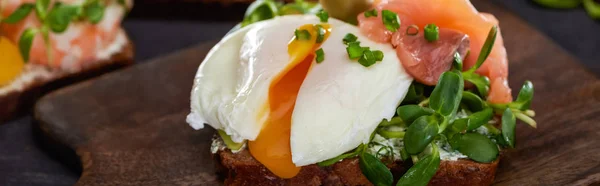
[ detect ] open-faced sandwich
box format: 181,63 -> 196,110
187,0 -> 537,185
0,0 -> 134,121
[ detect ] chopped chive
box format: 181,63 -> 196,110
424,24 -> 439,42
343,33 -> 358,44
364,9 -> 378,17
316,10 -> 329,23
381,10 -> 400,32
406,25 -> 419,36
294,29 -> 311,40
346,42 -> 364,59
316,48 -> 325,63
316,25 -> 326,43
373,50 -> 384,61
358,50 -> 377,67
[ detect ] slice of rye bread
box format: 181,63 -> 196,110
215,148 -> 499,186
0,34 -> 134,123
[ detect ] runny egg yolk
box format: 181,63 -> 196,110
0,36 -> 25,86
248,24 -> 331,178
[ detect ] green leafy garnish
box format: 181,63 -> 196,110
346,41 -> 364,59
583,0 -> 600,19
453,52 -> 463,71
451,133 -> 499,163
294,29 -> 311,40
242,0 -> 278,27
35,0 -> 50,20
533,0 -> 582,9
510,80 -> 534,110
315,48 -> 325,63
373,50 -> 384,61
429,71 -> 464,117
18,28 -> 38,62
84,0 -> 105,24
3,3 -> 35,24
462,72 -> 490,97
358,50 -> 377,67
381,10 -> 400,32
397,144 -> 441,186
364,9 -> 378,18
315,25 -> 326,43
404,115 -> 439,155
461,91 -> 486,112
501,108 -> 516,148
378,117 -> 405,127
469,26 -> 498,73
343,33 -> 358,44
424,24 -> 439,42
359,152 -> 394,186
318,151 -> 359,167
406,25 -> 419,36
396,105 -> 434,125
316,10 -> 329,22
465,107 -> 494,131
46,4 -> 81,33
217,130 -> 245,151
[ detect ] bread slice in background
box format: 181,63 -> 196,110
0,34 -> 134,123
215,147 -> 498,186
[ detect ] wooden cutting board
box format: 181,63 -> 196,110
34,0 -> 600,185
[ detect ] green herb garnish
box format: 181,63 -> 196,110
343,33 -> 358,44
381,10 -> 400,32
364,9 -> 378,18
316,10 -> 329,22
294,29 -> 311,40
424,24 -> 439,42
358,50 -> 377,67
346,41 -> 364,59
315,25 -> 326,43
18,28 -> 38,62
406,24 -> 419,36
396,144 -> 441,186
315,48 -> 325,63
359,152 -> 394,186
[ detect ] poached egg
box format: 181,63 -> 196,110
187,15 -> 413,178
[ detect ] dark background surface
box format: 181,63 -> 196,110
0,0 -> 598,185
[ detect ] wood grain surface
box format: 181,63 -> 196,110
34,0 -> 600,185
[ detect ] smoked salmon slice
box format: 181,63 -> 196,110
358,0 -> 512,103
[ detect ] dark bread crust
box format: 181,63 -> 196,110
215,148 -> 498,186
0,38 -> 134,123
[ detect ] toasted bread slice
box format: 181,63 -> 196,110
0,33 -> 134,123
215,147 -> 498,186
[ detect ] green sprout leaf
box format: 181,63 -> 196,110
510,80 -> 534,110
3,3 -> 34,24
403,83 -> 425,104
533,0 -> 582,9
461,91 -> 486,112
583,0 -> 600,19
429,71 -> 464,117
396,105 -> 434,126
468,26 -> 497,72
452,133 -> 499,163
396,144 -> 441,186
242,0 -> 278,27
359,153 -> 394,186
404,115 -> 439,155
18,28 -> 38,62
217,130 -> 245,151
501,108 -> 516,148
463,72 -> 490,97
466,107 -> 494,131
318,150 -> 359,167
35,0 -> 50,20
316,10 -> 329,22
46,4 -> 81,33
84,1 -> 105,24
378,117 -> 404,127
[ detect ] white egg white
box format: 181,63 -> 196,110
187,15 -> 413,166
290,23 -> 413,166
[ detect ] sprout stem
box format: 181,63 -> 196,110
514,112 -> 537,128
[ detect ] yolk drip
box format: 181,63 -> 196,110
0,36 -> 25,86
248,24 -> 331,179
